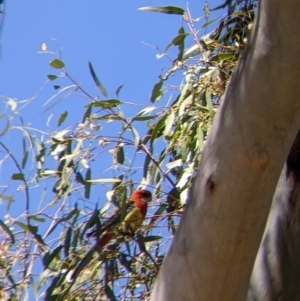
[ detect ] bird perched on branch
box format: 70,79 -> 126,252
71,189 -> 152,280
87,189 -> 152,248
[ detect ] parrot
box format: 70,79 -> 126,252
71,189 -> 152,280
87,189 -> 152,248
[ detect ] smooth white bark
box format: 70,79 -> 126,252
247,134 -> 300,301
150,0 -> 300,300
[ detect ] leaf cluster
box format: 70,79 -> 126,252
0,1 -> 257,300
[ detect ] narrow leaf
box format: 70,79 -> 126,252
0,219 -> 14,244
204,90 -> 213,118
64,227 -> 72,257
58,111 -> 68,126
138,6 -> 185,15
71,244 -> 97,280
105,285 -> 118,301
163,111 -> 175,136
88,61 -> 108,97
82,104 -> 92,123
115,84 -> 124,97
116,144 -> 124,164
43,245 -> 63,268
202,16 -> 220,28
82,206 -> 99,236
29,215 -> 46,223
22,150 -> 28,169
142,235 -> 163,242
143,153 -> 151,179
92,99 -> 122,109
85,168 -> 91,199
75,172 -> 85,185
131,126 -> 140,147
132,115 -> 156,121
150,78 -> 163,103
165,27 -> 188,52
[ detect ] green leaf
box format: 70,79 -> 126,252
166,188 -> 181,213
0,219 -> 15,244
116,144 -> 124,165
88,61 -> 108,97
44,275 -> 61,301
58,111 -> 68,126
22,150 -> 28,169
49,59 -> 65,69
115,84 -> 124,97
82,104 -> 92,123
143,235 -> 163,242
60,208 -> 79,223
138,6 -> 185,15
202,17 -> 220,28
47,74 -> 58,81
131,126 -> 140,148
75,171 -> 85,185
15,221 -> 41,242
150,114 -> 168,143
143,153 -> 151,179
133,107 -> 156,122
29,215 -> 46,223
163,111 -> 175,137
92,99 -> 122,109
0,115 -> 10,137
81,206 -> 99,236
105,285 -> 117,301
43,245 -> 63,268
150,78 -> 164,103
15,221 -> 28,231
132,115 -> 156,121
204,90 -> 214,118
11,173 -> 25,181
71,244 -> 97,280
209,52 -> 233,62
64,227 -> 72,257
28,224 -> 38,235
45,208 -> 79,238
33,232 -> 46,247
165,27 -> 188,56
93,114 -> 123,121
0,194 -> 14,211
85,168 -> 91,199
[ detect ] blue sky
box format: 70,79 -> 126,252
0,1 -> 221,299
0,1 -> 211,103
0,0 -> 221,203
0,0 -> 221,147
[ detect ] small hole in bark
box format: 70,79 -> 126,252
206,176 -> 215,194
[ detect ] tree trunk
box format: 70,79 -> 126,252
150,0 -> 300,300
247,132 -> 300,301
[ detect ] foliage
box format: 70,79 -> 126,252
0,1 -> 257,300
